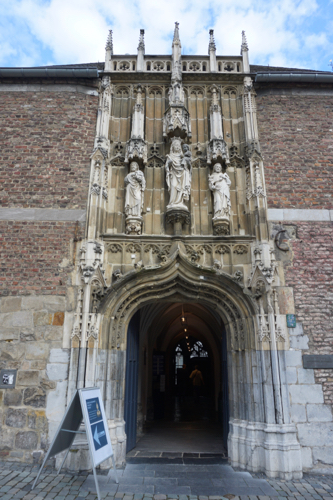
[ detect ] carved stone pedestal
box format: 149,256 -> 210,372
126,216 -> 143,235
212,217 -> 230,235
166,208 -> 190,235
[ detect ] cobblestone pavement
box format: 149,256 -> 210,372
1,460 -> 333,500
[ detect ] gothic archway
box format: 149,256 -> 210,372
96,241 -> 263,465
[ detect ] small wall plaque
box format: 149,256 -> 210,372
286,314 -> 296,328
0,369 -> 17,389
303,355 -> 333,369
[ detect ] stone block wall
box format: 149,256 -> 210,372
257,91 -> 333,210
286,323 -> 333,470
0,295 -> 72,462
284,221 -> 333,407
0,90 -> 98,209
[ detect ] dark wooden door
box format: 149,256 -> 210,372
124,311 -> 140,453
221,329 -> 229,451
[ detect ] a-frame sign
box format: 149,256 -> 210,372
32,387 -> 118,500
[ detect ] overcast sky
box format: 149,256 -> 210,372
0,0 -> 332,71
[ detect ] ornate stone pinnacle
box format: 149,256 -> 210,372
136,84 -> 142,105
211,85 -> 218,106
209,29 -> 216,51
105,30 -> 113,54
173,22 -> 180,43
241,30 -> 248,52
138,29 -> 145,51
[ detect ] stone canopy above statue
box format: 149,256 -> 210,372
163,23 -> 192,141
105,24 -> 264,240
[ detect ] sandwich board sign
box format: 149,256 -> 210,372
31,387 -> 118,500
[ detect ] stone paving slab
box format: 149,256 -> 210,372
1,460 -> 333,500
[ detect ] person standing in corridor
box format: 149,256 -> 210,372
189,365 -> 204,400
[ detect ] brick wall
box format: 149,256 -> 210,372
0,220 -> 85,296
0,91 -> 98,209
284,221 -> 333,403
257,92 -> 333,210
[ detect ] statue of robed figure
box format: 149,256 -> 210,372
208,163 -> 231,235
124,161 -> 146,235
165,138 -> 192,210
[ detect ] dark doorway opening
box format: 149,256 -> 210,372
124,302 -> 229,457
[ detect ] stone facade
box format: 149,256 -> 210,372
0,27 -> 332,478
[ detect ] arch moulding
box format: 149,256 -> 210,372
69,241 -> 302,479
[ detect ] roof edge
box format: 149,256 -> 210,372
255,72 -> 333,83
0,68 -> 99,79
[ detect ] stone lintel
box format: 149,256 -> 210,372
267,208 -> 332,222
0,208 -> 86,222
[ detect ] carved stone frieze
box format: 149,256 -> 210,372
207,138 -> 229,166
144,244 -> 160,254
163,105 -> 191,139
185,246 -> 200,263
125,217 -> 143,235
110,155 -> 125,166
125,137 -> 148,165
166,208 -> 190,226
106,243 -> 122,253
147,143 -> 165,168
91,144 -> 108,160
229,144 -> 246,168
212,219 -> 230,235
213,259 -> 222,271
233,270 -> 243,283
192,157 -> 207,168
271,224 -> 296,252
126,243 -> 141,254
245,141 -> 261,161
215,244 -> 230,254
246,162 -> 265,200
233,244 -> 248,254
90,183 -> 101,196
113,269 -> 123,281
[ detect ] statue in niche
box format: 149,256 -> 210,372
165,138 -> 192,209
208,163 -> 231,219
124,161 -> 146,217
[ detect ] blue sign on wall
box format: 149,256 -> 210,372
91,420 -> 107,451
286,314 -> 296,328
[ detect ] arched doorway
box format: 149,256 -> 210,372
124,302 -> 229,456
96,242 -> 302,478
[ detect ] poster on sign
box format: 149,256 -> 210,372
79,387 -> 113,467
31,387 -> 117,500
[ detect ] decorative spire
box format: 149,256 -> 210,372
209,29 -> 216,52
241,30 -> 248,53
105,30 -> 113,55
173,22 -> 180,44
136,84 -> 142,106
172,22 -> 182,70
138,29 -> 145,52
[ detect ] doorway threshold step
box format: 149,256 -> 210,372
126,451 -> 228,465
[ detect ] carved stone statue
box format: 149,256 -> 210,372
208,163 -> 231,218
165,138 -> 192,210
208,163 -> 231,235
124,161 -> 145,216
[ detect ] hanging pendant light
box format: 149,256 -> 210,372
181,304 -> 187,326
